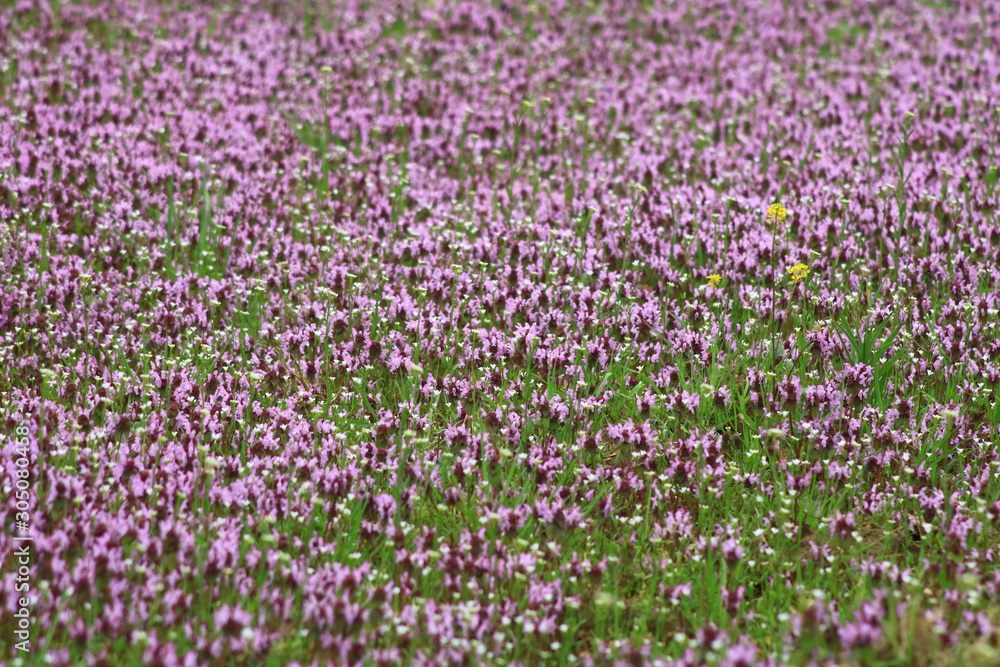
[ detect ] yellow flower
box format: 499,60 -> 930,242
707,274 -> 722,288
787,263 -> 809,283
766,203 -> 787,226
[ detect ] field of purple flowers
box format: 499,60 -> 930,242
3,0 -> 1000,664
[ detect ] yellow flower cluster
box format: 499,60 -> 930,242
787,263 -> 810,283
766,203 -> 788,226
707,274 -> 722,288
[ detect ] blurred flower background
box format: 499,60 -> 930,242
1,0 -> 1000,665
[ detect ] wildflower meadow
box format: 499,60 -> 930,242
2,0 -> 1000,665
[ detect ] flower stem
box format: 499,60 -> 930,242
770,229 -> 777,406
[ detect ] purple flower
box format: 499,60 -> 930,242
372,493 -> 397,522
213,605 -> 251,638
